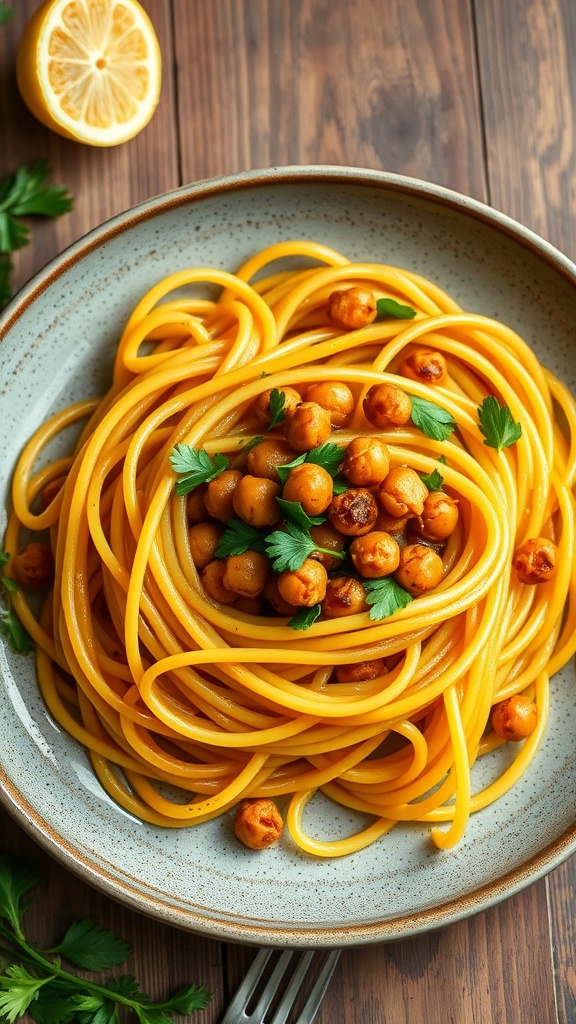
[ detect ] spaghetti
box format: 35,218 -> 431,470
5,240 -> 576,857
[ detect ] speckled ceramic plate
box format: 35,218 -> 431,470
1,167 -> 575,948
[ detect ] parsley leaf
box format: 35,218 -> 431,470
420,466 -> 444,491
363,577 -> 413,621
0,163 -> 73,309
49,919 -> 131,971
410,394 -> 455,441
276,442 -> 344,485
0,610 -> 33,655
215,520 -> 267,558
288,604 -> 322,630
267,388 -> 286,430
275,454 -> 306,485
376,297 -> 417,320
264,522 -> 345,573
0,5 -> 13,25
477,396 -> 522,451
169,445 -> 229,495
276,499 -> 325,530
238,435 -> 265,453
0,966 -> 52,1023
0,856 -> 38,936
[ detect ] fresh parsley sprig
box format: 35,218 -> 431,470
420,455 -> 447,491
0,553 -> 32,655
363,576 -> 413,621
275,499 -> 325,531
477,396 -> 522,451
276,442 -> 344,485
376,297 -> 417,320
0,163 -> 73,309
264,522 -> 345,573
0,855 -> 211,1024
409,394 -> 455,442
215,519 -> 267,558
288,604 -> 322,630
267,388 -> 287,430
169,445 -> 229,495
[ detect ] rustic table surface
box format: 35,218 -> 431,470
1,1 -> 576,1022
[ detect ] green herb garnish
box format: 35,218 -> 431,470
169,445 -> 229,495
0,854 -> 211,1023
267,388 -> 287,430
363,576 -> 413,621
477,396 -> 522,451
288,604 -> 322,630
264,522 -> 345,573
376,297 -> 417,320
276,442 -> 344,485
275,499 -> 325,531
215,520 -> 267,558
0,553 -> 32,655
0,3 -> 13,23
238,435 -> 265,453
0,163 -> 73,309
410,394 -> 455,442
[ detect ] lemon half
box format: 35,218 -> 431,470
16,0 -> 162,147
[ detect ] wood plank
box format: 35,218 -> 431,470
474,0 -> 576,259
548,860 -> 576,1024
175,0 -> 487,199
0,0 -> 180,298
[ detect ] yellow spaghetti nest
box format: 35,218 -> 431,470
5,240 -> 576,857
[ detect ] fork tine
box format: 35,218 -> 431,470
250,949 -> 296,1022
269,950 -> 315,1024
295,949 -> 341,1024
221,947 -> 273,1024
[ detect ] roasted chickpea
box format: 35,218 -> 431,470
232,475 -> 281,527
414,491 -> 459,542
394,543 -> 443,595
12,542 -> 54,588
200,560 -> 238,604
512,537 -> 557,585
334,659 -> 387,684
341,436 -> 390,487
205,470 -> 242,522
322,576 -> 368,618
328,488 -> 379,536
305,381 -> 355,427
373,508 -> 411,534
327,286 -> 377,329
234,798 -> 283,850
277,558 -> 328,607
223,550 -> 269,598
246,438 -> 294,481
363,383 -> 412,428
491,694 -> 538,742
41,475 -> 66,509
235,595 -> 264,615
282,463 -> 333,516
187,483 -> 209,524
263,576 -> 299,616
253,387 -> 301,427
283,401 -> 331,452
350,531 -> 401,578
189,522 -> 223,570
377,466 -> 428,517
401,348 -> 448,386
308,522 -> 346,570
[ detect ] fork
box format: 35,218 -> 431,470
221,947 -> 341,1024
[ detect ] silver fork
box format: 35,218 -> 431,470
221,947 -> 341,1024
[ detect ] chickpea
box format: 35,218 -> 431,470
378,466 -> 428,517
513,537 -> 557,585
283,401 -> 331,452
277,558 -> 328,607
187,483 -> 209,524
414,491 -> 459,542
200,560 -> 238,604
334,659 -> 387,684
394,543 -> 443,595
308,522 -> 346,570
235,595 -> 264,615
327,286 -> 377,330
234,798 -> 283,850
350,531 -> 401,578
341,436 -> 390,487
401,348 -> 448,386
41,475 -> 66,509
328,488 -> 379,536
491,694 -> 538,742
223,550 -> 269,598
246,438 -> 294,481
282,463 -> 333,516
253,386 -> 301,427
263,576 -> 299,616
305,381 -> 355,427
12,542 -> 54,588
232,475 -> 281,527
363,383 -> 412,428
322,576 -> 368,618
189,522 -> 223,570
373,508 -> 411,534
205,470 -> 242,522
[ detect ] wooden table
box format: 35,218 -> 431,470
1,2 -> 575,1021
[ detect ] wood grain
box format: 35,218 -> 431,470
1,1 -> 576,1021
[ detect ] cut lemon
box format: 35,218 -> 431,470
16,0 -> 162,147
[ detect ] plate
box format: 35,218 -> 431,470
1,166 -> 576,948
